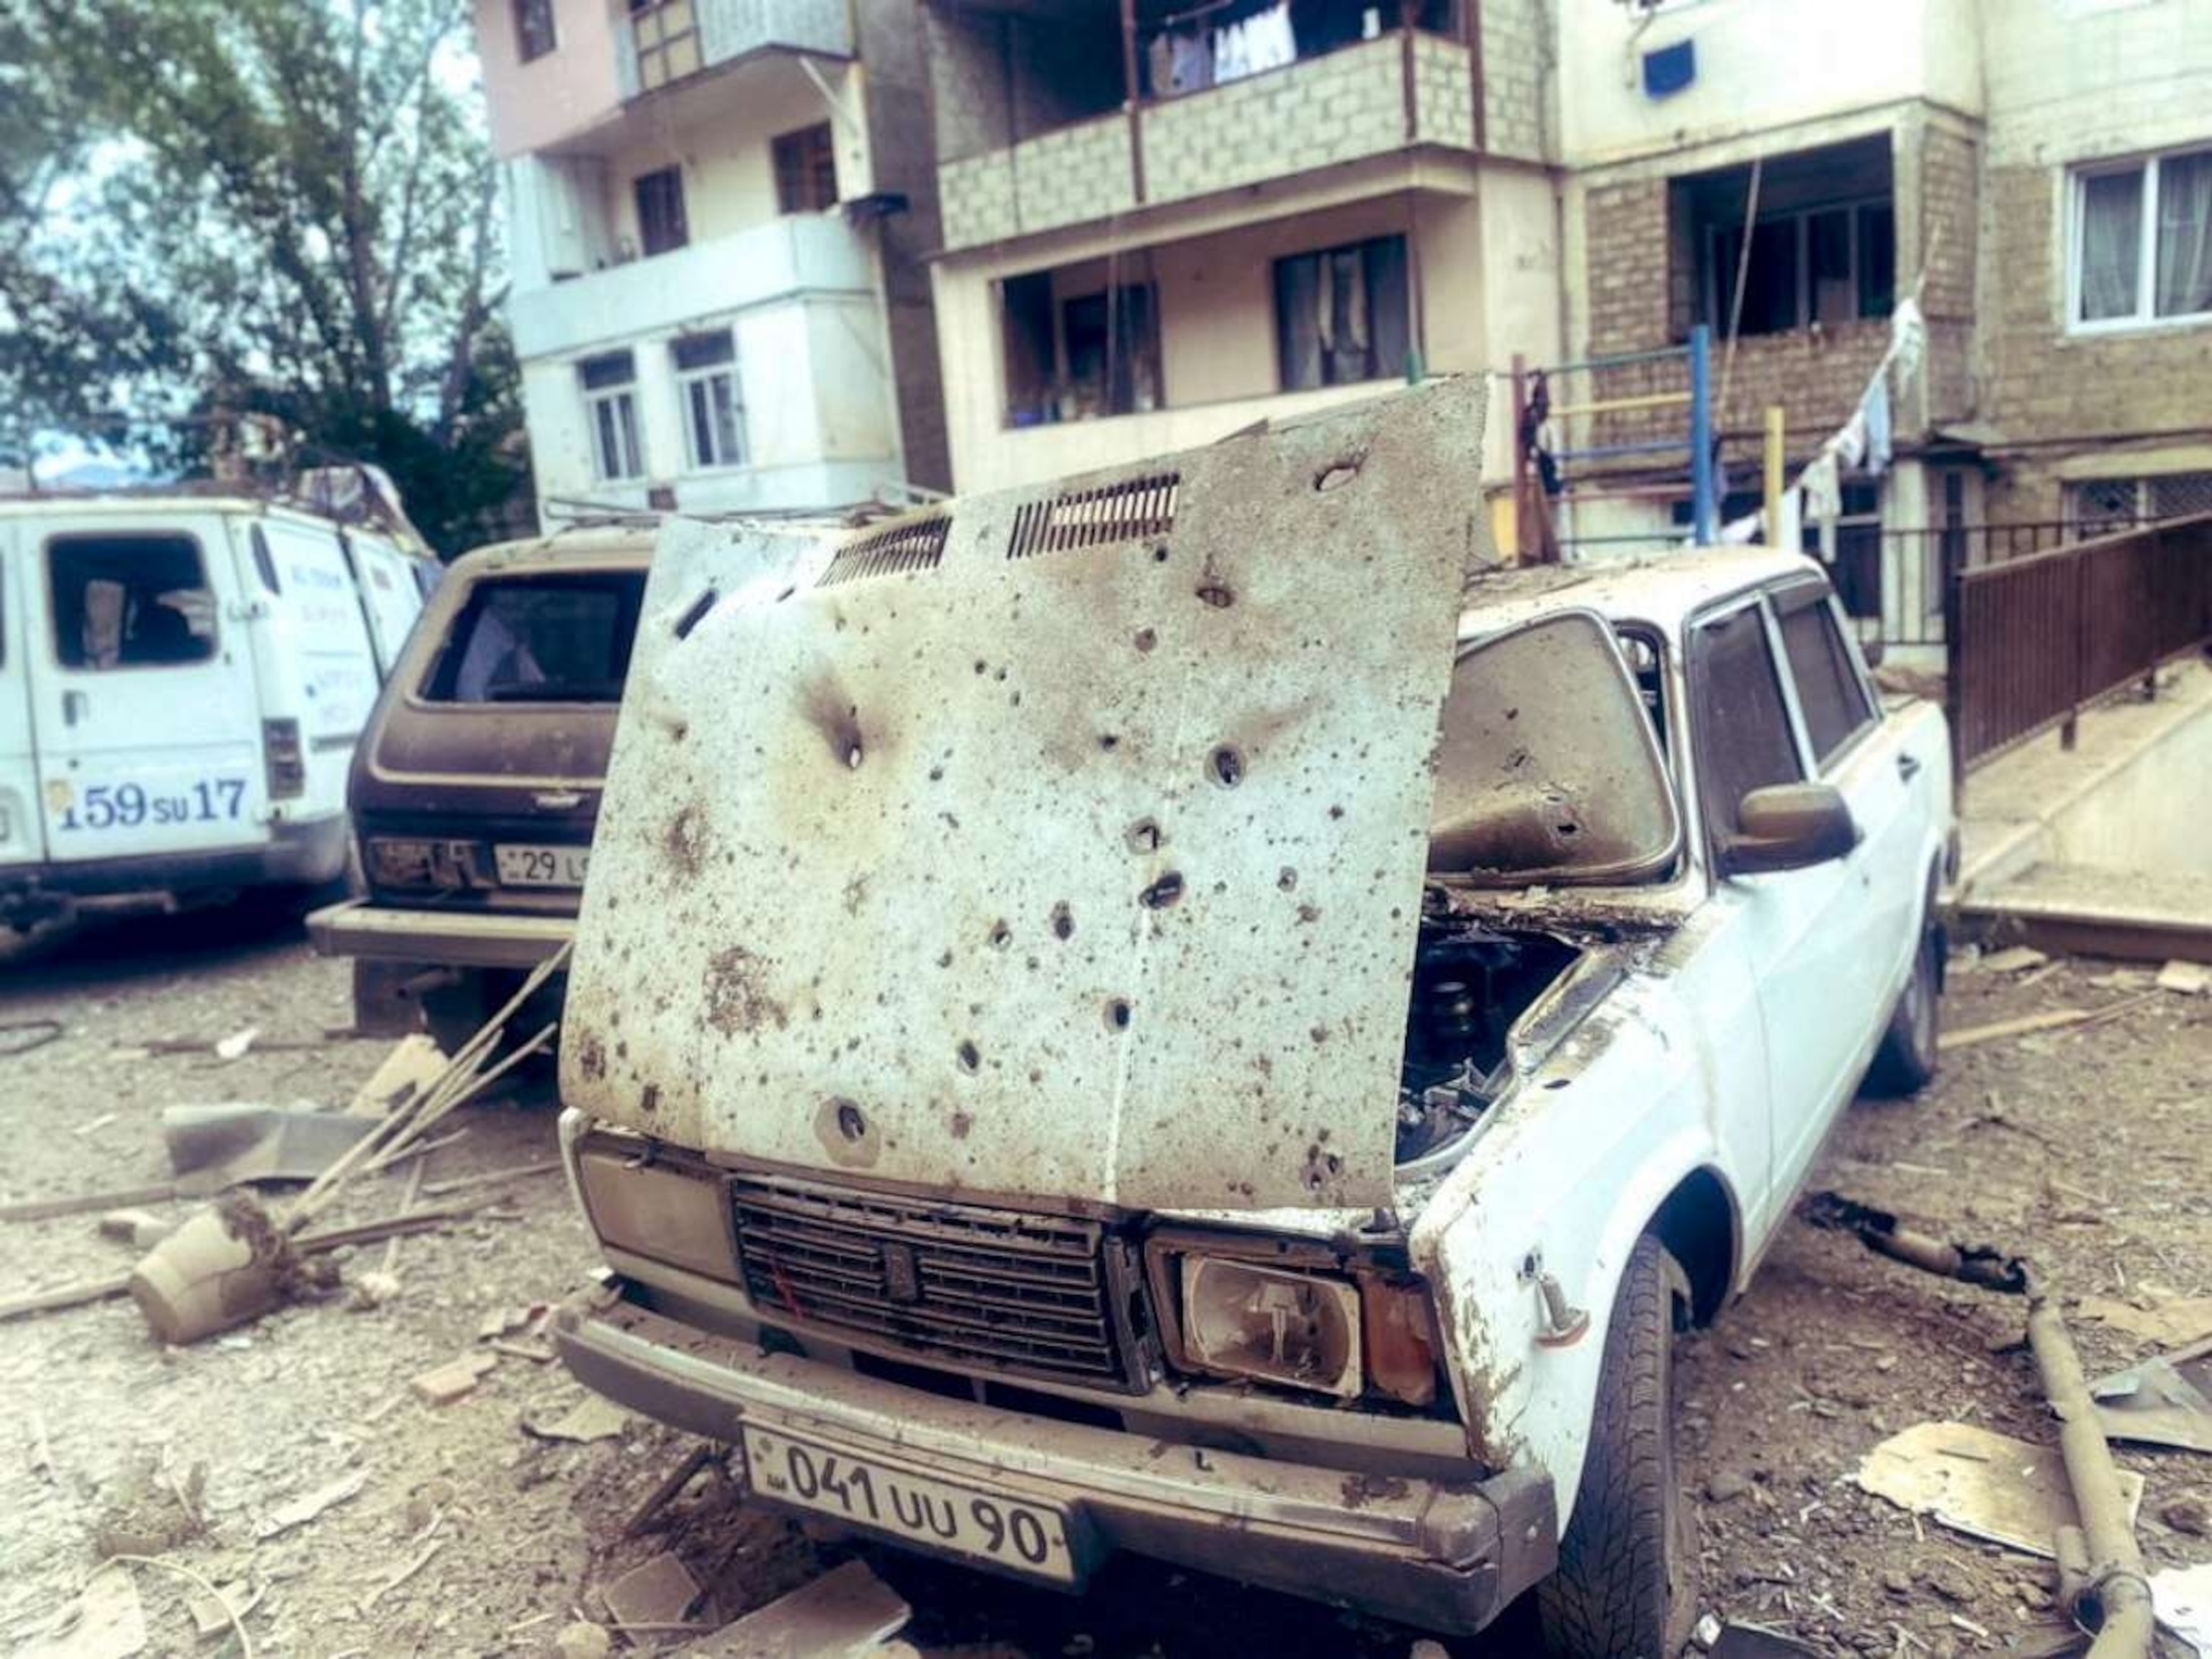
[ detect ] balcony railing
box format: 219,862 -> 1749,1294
615,0 -> 853,99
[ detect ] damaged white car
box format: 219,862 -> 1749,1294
550,382 -> 1955,1655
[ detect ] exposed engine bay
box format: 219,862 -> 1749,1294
1396,919 -> 1583,1162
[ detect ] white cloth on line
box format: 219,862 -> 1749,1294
1802,451 -> 1842,526
1773,485 -> 1802,553
1835,409 -> 1868,472
1862,377 -> 1892,475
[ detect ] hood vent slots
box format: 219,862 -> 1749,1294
1007,474 -> 1179,562
819,516 -> 952,588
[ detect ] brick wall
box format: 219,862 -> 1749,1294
1412,32 -> 1473,149
1917,124 -> 1977,323
939,115 -> 1138,250
1480,0 -> 1547,162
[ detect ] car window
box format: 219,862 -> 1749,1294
1774,588 -> 1875,766
1691,601 -> 1803,845
1427,611 -> 1681,885
422,572 -> 647,705
47,534 -> 218,670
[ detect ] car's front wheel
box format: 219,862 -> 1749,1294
1537,1236 -> 1696,1659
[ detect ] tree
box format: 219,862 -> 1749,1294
0,0 -> 530,554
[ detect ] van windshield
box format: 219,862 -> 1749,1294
423,572 -> 647,705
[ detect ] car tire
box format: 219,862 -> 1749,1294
1866,904 -> 1942,1097
1537,1236 -> 1696,1659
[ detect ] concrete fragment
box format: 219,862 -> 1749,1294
96,1210 -> 171,1249
348,1033 -> 448,1116
186,1582 -> 258,1639
525,1395 -> 630,1443
2157,958 -> 2211,996
1974,945 -> 2048,975
257,1468 -> 368,1538
603,1552 -> 702,1629
16,1564 -> 146,1659
675,1560 -> 907,1655
553,1624 -> 613,1659
346,1269 -> 403,1310
410,1351 -> 497,1405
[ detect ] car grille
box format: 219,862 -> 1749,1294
728,1176 -> 1132,1390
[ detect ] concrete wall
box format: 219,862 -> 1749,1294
475,0 -> 625,161
1478,0 -> 1550,162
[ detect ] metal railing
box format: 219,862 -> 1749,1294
1835,522 -> 2079,650
1944,513 -> 2212,774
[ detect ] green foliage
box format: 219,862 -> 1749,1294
0,0 -> 531,554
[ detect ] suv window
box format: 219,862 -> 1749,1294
48,534 -> 217,670
1691,601 -> 1802,844
1775,587 -> 1874,765
423,572 -> 647,705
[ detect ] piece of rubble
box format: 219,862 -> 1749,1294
257,1468 -> 368,1539
1974,945 -> 2048,975
96,1210 -> 172,1250
603,1552 -> 703,1630
2157,958 -> 2212,996
2151,1562 -> 2212,1653
347,1269 -> 403,1310
187,1581 -> 260,1639
674,1560 -> 908,1655
525,1395 -> 631,1444
410,1351 -> 498,1406
2162,1493 -> 2211,1536
347,1033 -> 448,1117
1854,1420 -> 2144,1557
215,1026 -> 259,1061
2090,1343 -> 2212,1453
2075,1295 -> 2212,1349
17,1564 -> 147,1659
92,1452 -> 207,1557
553,1622 -> 613,1659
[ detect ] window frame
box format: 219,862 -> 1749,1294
1771,579 -> 1880,772
414,570 -> 650,709
1684,588 -> 1817,866
773,123 -> 839,216
578,352 -> 645,485
629,0 -> 703,91
632,165 -> 689,258
513,0 -> 557,63
42,530 -> 221,675
1702,194 -> 1893,337
2067,147 -> 2212,334
1272,233 -> 1414,392
672,332 -> 747,473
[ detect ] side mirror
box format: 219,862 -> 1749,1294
1722,783 -> 1858,876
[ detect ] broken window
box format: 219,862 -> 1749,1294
673,331 -> 745,471
1690,601 -> 1804,845
998,274 -> 1161,424
2072,148 -> 2212,326
579,351 -> 644,482
1274,235 -> 1412,389
628,0 -> 701,90
513,0 -> 557,61
425,574 -> 648,705
773,123 -> 838,215
633,166 -> 688,257
1774,585 -> 1875,767
1676,138 -> 1895,337
47,534 -> 218,670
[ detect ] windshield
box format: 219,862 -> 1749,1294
1427,610 -> 1682,886
421,572 -> 646,705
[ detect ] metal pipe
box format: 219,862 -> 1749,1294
1689,323 -> 1717,545
2025,1288 -> 2156,1658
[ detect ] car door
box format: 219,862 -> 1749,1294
0,523 -> 50,870
25,518 -> 270,861
1686,588 -> 1866,1203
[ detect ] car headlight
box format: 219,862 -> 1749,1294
1179,1257 -> 1364,1398
365,835 -> 482,891
575,1141 -> 739,1282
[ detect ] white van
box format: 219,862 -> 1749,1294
0,492 -> 437,928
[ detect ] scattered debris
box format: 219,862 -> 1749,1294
410,1351 -> 498,1406
2150,1561 -> 2212,1653
1972,945 -> 2049,975
1707,1627 -> 1822,1658
553,1622 -> 614,1659
96,1210 -> 172,1250
186,1581 -> 260,1639
16,1562 -> 147,1659
2163,1494 -> 2211,1537
2077,1296 -> 2212,1349
2157,959 -> 2212,997
1802,1192 -> 2027,1292
359,1536 -> 446,1612
624,1445 -> 722,1537
161,1103 -> 376,1187
673,1560 -> 908,1655
2090,1338 -> 2212,1453
524,1395 -> 630,1444
256,1468 -> 369,1539
91,1452 -> 207,1557
214,1026 -> 258,1061
72,1112 -> 118,1138
1,1183 -> 185,1226
1938,991 -> 2157,1052
345,1033 -> 448,1117
1855,1421 -> 2144,1558
346,1269 -> 403,1310
603,1551 -> 703,1632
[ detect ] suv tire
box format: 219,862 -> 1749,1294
1537,1236 -> 1695,1659
1866,904 -> 1942,1096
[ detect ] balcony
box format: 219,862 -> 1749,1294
615,0 -> 853,101
509,214 -> 874,361
937,32 -> 1477,253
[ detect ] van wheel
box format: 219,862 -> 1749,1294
1866,908 -> 1942,1096
1537,1236 -> 1696,1659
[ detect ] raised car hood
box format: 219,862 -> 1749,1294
561,382 -> 1485,1212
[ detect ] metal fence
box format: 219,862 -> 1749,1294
1835,522 -> 2078,649
1944,512 -> 2212,773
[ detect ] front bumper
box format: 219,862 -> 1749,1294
306,896 -> 573,968
555,1291 -> 1557,1635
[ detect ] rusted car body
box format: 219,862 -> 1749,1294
308,529 -> 651,1048
549,382 -> 1954,1650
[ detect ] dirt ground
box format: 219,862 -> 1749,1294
1,907 -> 2207,1658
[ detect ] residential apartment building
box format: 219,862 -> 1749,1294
916,0 -> 1561,501
1551,0 -> 2212,646
476,0 -> 950,524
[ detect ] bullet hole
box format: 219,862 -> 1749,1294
1315,459 -> 1361,493
1127,817 -> 1163,853
1328,804 -> 1346,819
929,765 -> 944,781
974,659 -> 987,674
1099,733 -> 1121,751
989,920 -> 1012,949
937,948 -> 954,968
956,1039 -> 981,1073
1134,627 -> 1158,653
1152,543 -> 1172,562
640,1083 -> 662,1114
1277,866 -> 1298,890
1051,902 -> 1075,940
775,585 -> 797,603
950,1110 -> 974,1140
1297,904 -> 1321,924
673,588 -> 719,639
1209,745 -> 1245,788
1139,871 -> 1185,909
1196,584 -> 1234,608
835,1099 -> 868,1140
670,722 -> 690,742
1309,1025 -> 1328,1044
1105,997 -> 1133,1031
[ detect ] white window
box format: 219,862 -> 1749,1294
579,351 -> 643,482
673,332 -> 745,471
2071,147 -> 2212,329
2069,471 -> 2212,536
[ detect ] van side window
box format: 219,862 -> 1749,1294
48,535 -> 218,670
1690,602 -> 1802,845
1773,585 -> 1876,766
